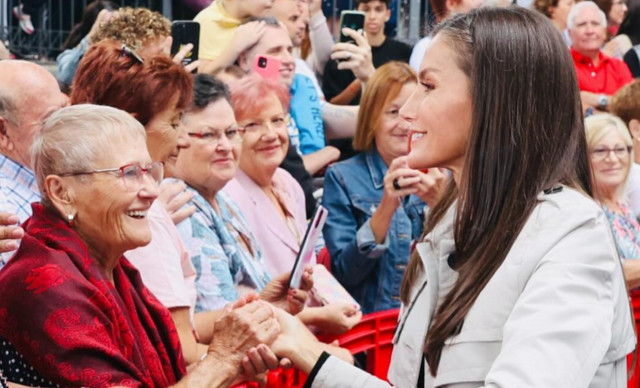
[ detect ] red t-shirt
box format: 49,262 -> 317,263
570,48 -> 633,95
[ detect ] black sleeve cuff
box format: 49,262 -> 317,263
302,351 -> 332,388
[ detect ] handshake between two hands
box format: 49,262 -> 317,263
207,267 -> 357,382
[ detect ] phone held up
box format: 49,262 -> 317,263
171,21 -> 199,71
253,55 -> 281,81
339,11 -> 365,44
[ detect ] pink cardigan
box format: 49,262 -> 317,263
223,168 -> 308,277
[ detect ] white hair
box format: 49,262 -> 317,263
567,1 -> 607,30
31,104 -> 146,205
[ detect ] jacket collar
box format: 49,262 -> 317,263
365,148 -> 388,190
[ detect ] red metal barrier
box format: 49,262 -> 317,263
232,308 -> 400,387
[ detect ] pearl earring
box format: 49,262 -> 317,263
67,213 -> 75,226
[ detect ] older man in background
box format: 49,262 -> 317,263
0,60 -> 69,266
568,1 -> 633,112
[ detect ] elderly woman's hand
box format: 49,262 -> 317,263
0,212 -> 23,253
260,266 -> 313,315
157,181 -> 196,225
205,293 -> 281,375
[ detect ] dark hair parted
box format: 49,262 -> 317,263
618,0 -> 640,45
191,74 -> 231,110
70,40 -> 193,127
355,0 -> 391,8
399,6 -> 592,376
63,0 -> 118,50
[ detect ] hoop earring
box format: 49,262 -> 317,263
67,213 -> 75,227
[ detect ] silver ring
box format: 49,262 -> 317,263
393,178 -> 401,190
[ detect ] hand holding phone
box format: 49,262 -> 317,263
171,21 -> 200,68
252,55 -> 281,81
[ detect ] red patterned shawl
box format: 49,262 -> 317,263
0,204 -> 186,387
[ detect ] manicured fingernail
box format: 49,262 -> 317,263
7,215 -> 18,224
11,229 -> 23,238
6,241 -> 18,250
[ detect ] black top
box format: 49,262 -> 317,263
279,144 -> 317,218
322,37 -> 412,106
623,48 -> 640,78
0,338 -> 57,387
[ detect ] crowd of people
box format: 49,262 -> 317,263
0,0 -> 639,386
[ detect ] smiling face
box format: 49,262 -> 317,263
590,128 -> 631,200
242,24 -> 296,87
177,98 -> 241,195
237,92 -> 289,181
144,94 -> 191,178
400,34 -> 473,177
569,5 -> 606,56
67,133 -> 159,259
375,82 -> 417,165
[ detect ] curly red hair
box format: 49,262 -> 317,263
70,40 -> 193,126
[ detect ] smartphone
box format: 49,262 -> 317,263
253,55 -> 281,81
171,21 -> 200,68
288,206 -> 328,289
339,11 -> 365,44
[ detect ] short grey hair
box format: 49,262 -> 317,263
567,1 -> 607,30
31,104 -> 146,205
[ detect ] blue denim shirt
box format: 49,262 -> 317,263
322,149 -> 426,314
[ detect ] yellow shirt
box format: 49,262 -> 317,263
194,0 -> 243,60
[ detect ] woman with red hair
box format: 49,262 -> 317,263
70,41 -> 288,372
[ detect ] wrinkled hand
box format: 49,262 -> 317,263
232,21 -> 267,56
157,180 -> 196,225
0,213 -> 23,253
415,168 -> 448,207
313,302 -> 362,334
88,8 -> 116,40
260,266 -> 313,315
207,294 -> 281,373
330,28 -> 375,82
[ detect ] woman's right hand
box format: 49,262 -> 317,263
206,294 -> 281,373
381,156 -> 421,210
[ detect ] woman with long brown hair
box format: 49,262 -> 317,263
268,6 -> 635,387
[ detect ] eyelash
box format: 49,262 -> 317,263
421,81 -> 434,89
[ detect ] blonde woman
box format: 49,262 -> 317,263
586,113 -> 640,289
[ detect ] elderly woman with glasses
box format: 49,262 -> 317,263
172,74 -> 310,315
70,41 -> 291,375
586,113 -> 640,289
176,74 -> 359,335
0,105 -> 281,388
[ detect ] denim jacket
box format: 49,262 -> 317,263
322,148 -> 426,313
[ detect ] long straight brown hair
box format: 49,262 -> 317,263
399,6 -> 592,375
